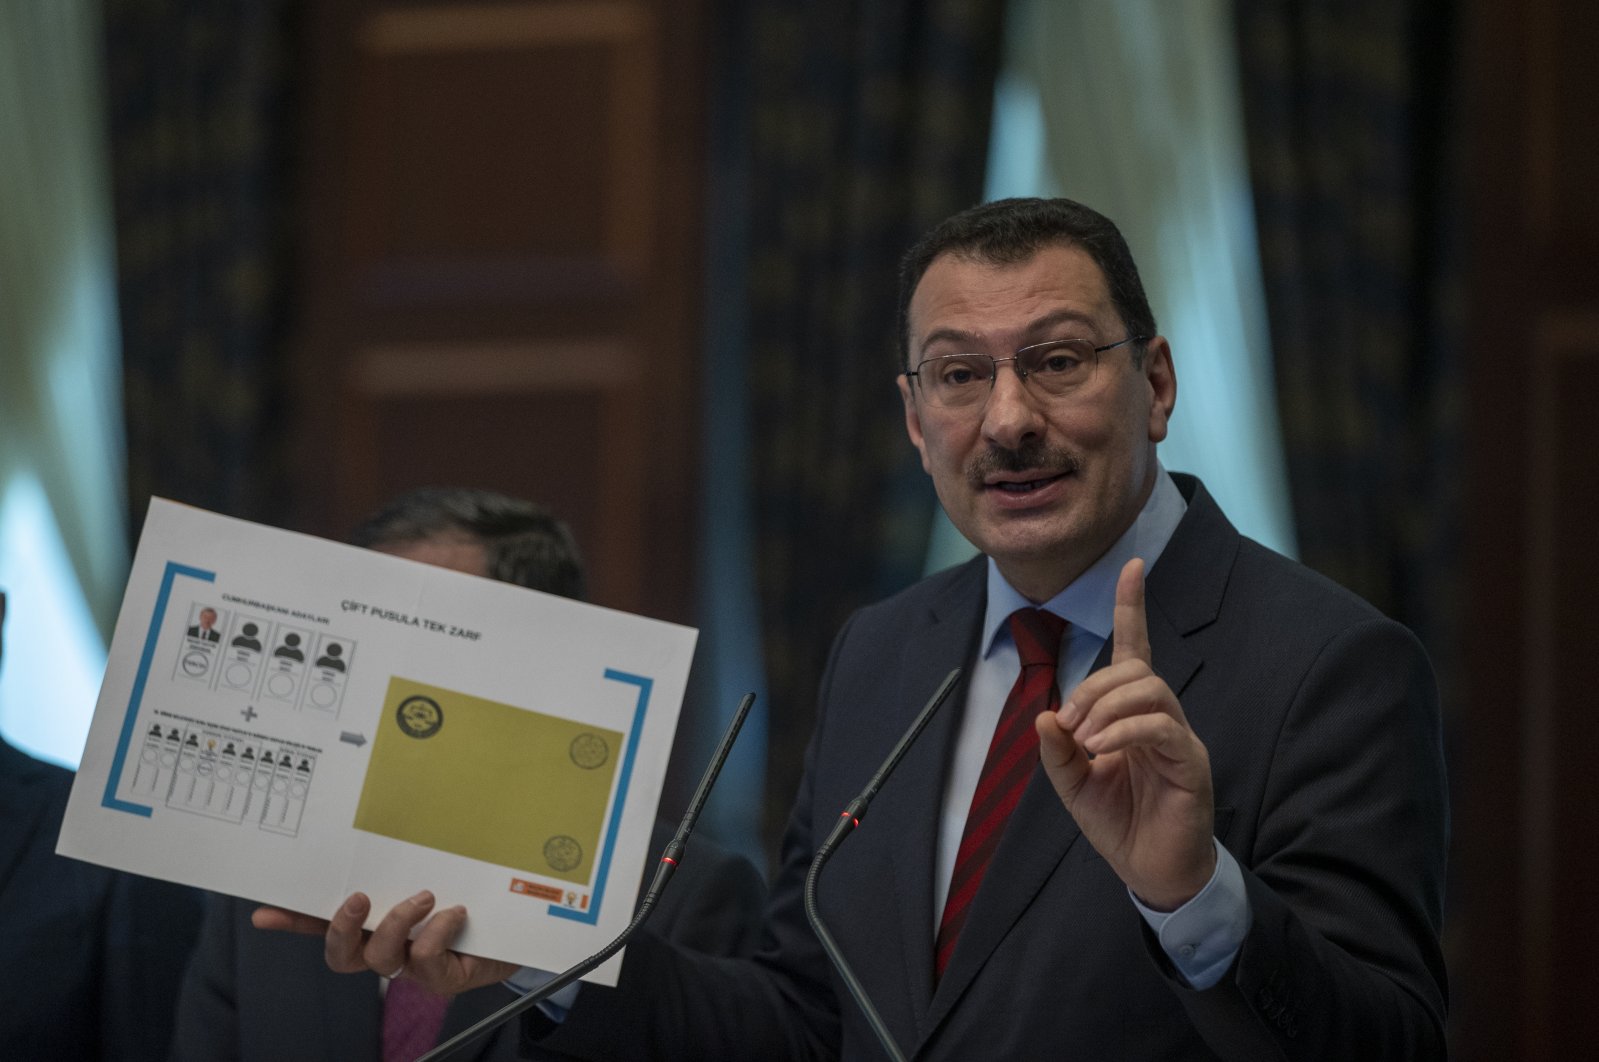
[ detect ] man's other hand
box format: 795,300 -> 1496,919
253,892 -> 518,994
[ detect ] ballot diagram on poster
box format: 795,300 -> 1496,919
57,499 -> 697,984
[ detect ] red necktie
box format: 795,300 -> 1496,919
935,607 -> 1067,979
382,977 -> 450,1062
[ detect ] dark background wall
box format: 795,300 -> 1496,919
285,0 -> 707,624
1458,0 -> 1599,1057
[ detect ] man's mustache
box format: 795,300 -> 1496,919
966,443 -> 1080,488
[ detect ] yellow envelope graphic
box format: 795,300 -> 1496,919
354,677 -> 623,884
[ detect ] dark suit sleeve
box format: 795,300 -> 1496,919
168,893 -> 245,1062
642,826 -> 767,958
99,872 -> 203,1062
170,893 -> 386,1062
1162,617 -> 1449,1060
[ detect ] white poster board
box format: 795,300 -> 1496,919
58,499 -> 697,984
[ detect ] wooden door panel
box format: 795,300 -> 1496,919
289,0 -> 702,622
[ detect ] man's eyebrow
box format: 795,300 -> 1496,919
917,326 -> 982,356
1021,308 -> 1101,338
916,308 -> 1103,357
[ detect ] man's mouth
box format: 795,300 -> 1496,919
968,444 -> 1080,494
990,473 -> 1067,493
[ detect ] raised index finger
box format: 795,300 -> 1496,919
1111,558 -> 1151,666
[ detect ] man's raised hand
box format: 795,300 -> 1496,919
1034,558 -> 1216,911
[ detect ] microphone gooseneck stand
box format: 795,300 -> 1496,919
803,667 -> 963,1062
418,691 -> 757,1062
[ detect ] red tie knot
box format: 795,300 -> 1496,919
1007,608 -> 1066,669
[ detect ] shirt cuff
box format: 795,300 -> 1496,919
503,966 -> 583,1021
1130,838 -> 1251,990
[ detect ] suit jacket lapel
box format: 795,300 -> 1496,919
849,558 -> 985,1041
1145,474 -> 1236,688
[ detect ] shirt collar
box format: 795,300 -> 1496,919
981,464 -> 1187,657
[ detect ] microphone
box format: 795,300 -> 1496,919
419,691 -> 757,1062
804,667 -> 963,1062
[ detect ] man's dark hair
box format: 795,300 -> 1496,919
350,487 -> 587,602
896,197 -> 1158,370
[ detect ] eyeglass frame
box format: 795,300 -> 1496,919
902,334 -> 1150,408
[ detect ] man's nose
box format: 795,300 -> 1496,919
980,360 -> 1046,448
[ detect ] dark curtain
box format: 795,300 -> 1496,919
1233,1 -> 1462,702
102,0 -> 300,534
742,0 -> 1006,848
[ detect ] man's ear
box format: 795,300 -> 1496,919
898,374 -> 932,474
1142,337 -> 1176,443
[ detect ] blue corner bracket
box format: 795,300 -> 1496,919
101,561 -> 216,816
546,668 -> 654,925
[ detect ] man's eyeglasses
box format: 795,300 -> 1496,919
903,335 -> 1147,410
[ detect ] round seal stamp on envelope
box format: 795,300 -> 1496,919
395,695 -> 443,738
544,835 -> 582,873
569,732 -> 609,770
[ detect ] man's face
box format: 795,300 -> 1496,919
898,243 -> 1176,602
376,534 -> 490,579
199,608 -> 217,630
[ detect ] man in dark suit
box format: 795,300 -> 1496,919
311,200 -> 1448,1059
173,489 -> 766,1061
0,590 -> 205,1060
